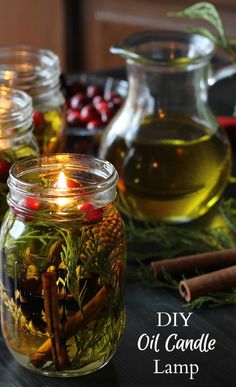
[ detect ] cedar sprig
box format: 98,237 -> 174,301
186,289 -> 236,309
169,2 -> 236,63
125,218 -> 236,263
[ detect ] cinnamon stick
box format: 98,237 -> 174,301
179,265 -> 236,302
42,272 -> 70,370
30,285 -> 108,368
150,248 -> 236,279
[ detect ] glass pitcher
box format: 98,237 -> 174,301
99,31 -> 231,223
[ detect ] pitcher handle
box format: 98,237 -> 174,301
208,64 -> 236,86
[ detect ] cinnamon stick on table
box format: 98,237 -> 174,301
30,284 -> 108,369
42,272 -> 70,371
150,248 -> 236,279
179,265 -> 236,302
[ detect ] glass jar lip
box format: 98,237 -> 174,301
0,86 -> 33,134
110,30 -> 215,67
0,45 -> 61,94
8,153 -> 118,200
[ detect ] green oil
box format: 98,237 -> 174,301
104,115 -> 231,222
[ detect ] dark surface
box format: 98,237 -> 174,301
1,70 -> 236,387
209,70 -> 236,116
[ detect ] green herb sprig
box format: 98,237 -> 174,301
169,2 -> 236,63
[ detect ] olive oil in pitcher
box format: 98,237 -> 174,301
99,31 -> 231,222
105,114 -> 231,222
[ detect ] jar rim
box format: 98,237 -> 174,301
0,86 -> 33,134
8,153 -> 118,200
0,45 -> 61,95
110,30 -> 215,68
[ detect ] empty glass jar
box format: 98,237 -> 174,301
0,46 -> 65,154
0,154 -> 126,377
99,31 -> 231,223
0,86 -> 39,222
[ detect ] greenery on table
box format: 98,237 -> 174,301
125,197 -> 236,308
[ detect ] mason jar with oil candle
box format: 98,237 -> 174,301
0,86 -> 39,222
99,31 -> 231,222
0,46 -> 65,154
0,154 -> 126,377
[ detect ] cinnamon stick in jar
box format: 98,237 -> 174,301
30,285 -> 108,369
42,271 -> 70,370
150,248 -> 236,279
179,265 -> 236,302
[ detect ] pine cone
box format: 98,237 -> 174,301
80,209 -> 125,261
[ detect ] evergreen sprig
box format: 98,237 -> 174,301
169,2 -> 236,63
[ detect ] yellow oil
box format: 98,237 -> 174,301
104,115 -> 231,222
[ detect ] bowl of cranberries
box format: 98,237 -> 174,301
62,74 -> 127,155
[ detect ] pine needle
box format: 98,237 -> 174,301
186,290 -> 236,309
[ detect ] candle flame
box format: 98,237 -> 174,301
56,171 -> 68,189
56,171 -> 69,207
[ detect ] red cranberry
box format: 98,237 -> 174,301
69,93 -> 88,110
13,197 -> 40,220
33,111 -> 45,128
86,85 -> 102,99
87,119 -> 103,130
0,159 -> 11,183
95,101 -> 111,113
24,197 -> 41,211
67,110 -> 83,127
80,104 -> 100,124
92,95 -> 104,107
66,178 -> 81,188
101,109 -> 114,124
78,201 -> 103,222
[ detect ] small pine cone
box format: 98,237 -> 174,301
80,209 -> 125,261
108,241 -> 126,263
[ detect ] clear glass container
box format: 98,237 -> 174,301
99,31 -> 232,223
0,45 -> 65,154
0,86 -> 39,222
0,154 -> 126,377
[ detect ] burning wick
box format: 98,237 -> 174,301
55,171 -> 69,207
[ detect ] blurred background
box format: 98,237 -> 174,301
0,0 -> 235,73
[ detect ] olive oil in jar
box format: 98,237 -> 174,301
104,115 -> 231,222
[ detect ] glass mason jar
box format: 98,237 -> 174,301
0,45 -> 65,155
0,154 -> 126,377
99,31 -> 232,223
0,86 -> 39,222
